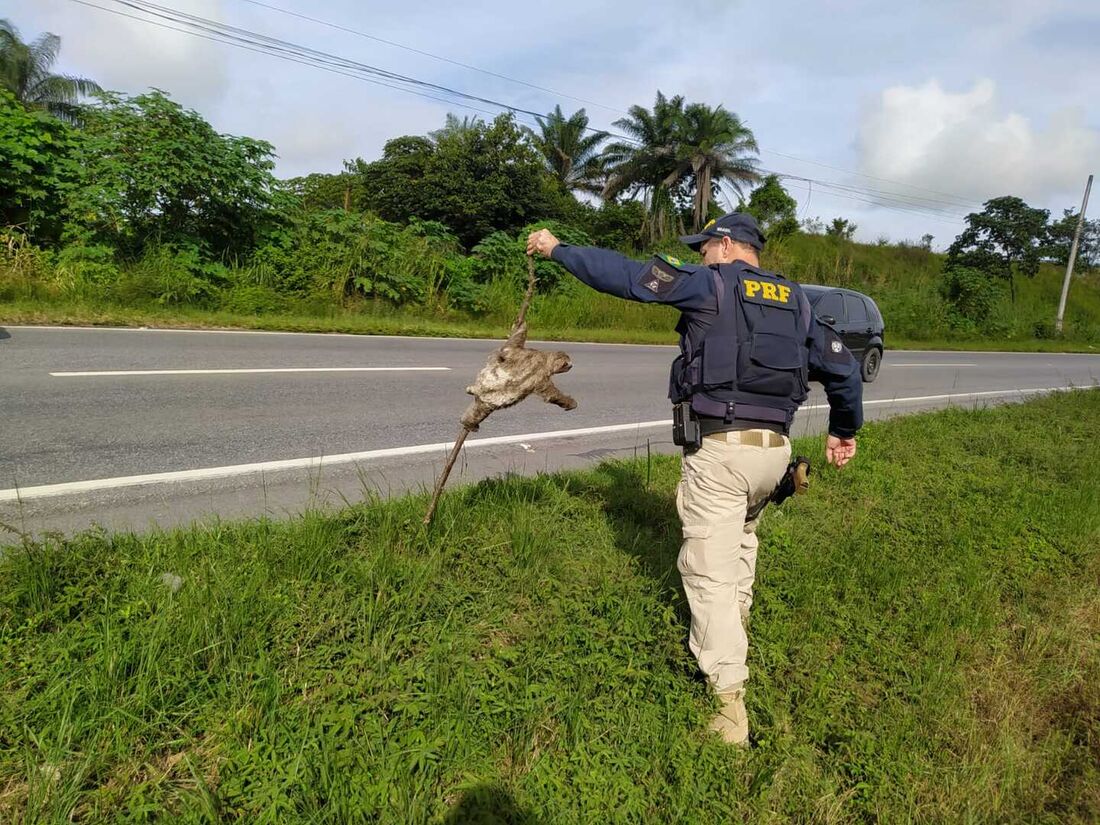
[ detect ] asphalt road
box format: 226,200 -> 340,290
2,324 -> 1098,537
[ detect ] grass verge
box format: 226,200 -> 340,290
2,391 -> 1099,822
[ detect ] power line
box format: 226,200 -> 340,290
776,179 -> 966,226
68,0 -> 977,226
764,171 -> 971,218
760,148 -> 983,209
67,0 -> 510,119
234,0 -> 989,209
87,0 -> 565,125
228,0 -> 624,115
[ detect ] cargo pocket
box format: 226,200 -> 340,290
682,524 -> 712,540
678,523 -> 713,578
737,332 -> 803,397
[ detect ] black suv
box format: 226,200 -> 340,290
800,285 -> 885,382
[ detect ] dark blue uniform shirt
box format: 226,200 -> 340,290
551,244 -> 864,438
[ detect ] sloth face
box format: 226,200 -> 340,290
551,352 -> 573,374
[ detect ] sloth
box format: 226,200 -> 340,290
423,259 -> 577,525
460,315 -> 576,431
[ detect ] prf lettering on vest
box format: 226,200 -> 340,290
743,279 -> 791,303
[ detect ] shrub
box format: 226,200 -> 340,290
0,228 -> 54,300
116,244 -> 226,306
218,284 -> 288,315
940,265 -> 1002,326
471,222 -> 593,295
54,245 -> 120,300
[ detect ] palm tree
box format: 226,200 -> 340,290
429,113 -> 483,143
601,91 -> 687,242
675,102 -> 760,232
524,105 -> 608,195
600,93 -> 762,240
0,20 -> 101,124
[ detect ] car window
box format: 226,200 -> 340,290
815,292 -> 846,323
845,294 -> 868,323
863,298 -> 881,325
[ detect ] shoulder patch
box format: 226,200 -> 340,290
656,252 -> 687,269
823,328 -> 850,364
640,256 -> 688,296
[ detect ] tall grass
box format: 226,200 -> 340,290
2,229 -> 1099,348
2,391 -> 1098,822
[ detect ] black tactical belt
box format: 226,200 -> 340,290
697,416 -> 788,437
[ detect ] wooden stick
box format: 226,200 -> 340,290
423,427 -> 471,525
422,256 -> 539,526
513,256 -> 537,331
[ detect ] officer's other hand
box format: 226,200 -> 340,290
526,229 -> 560,258
825,435 -> 857,468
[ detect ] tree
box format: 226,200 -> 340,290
744,174 -> 798,239
62,90 -> 284,257
0,88 -> 74,242
282,160 -> 364,212
0,19 -> 101,124
674,102 -> 759,231
920,233 -> 934,251
601,92 -> 760,241
358,113 -> 562,248
524,105 -> 608,196
429,113 -> 483,143
826,217 -> 857,240
602,91 -> 687,244
946,195 -> 1049,301
1045,208 -> 1099,273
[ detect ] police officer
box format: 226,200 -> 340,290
527,213 -> 862,746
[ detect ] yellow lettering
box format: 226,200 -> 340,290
744,280 -> 762,298
761,283 -> 779,301
777,285 -> 791,303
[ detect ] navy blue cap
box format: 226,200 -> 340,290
679,212 -> 766,252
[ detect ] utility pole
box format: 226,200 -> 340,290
1055,174 -> 1093,335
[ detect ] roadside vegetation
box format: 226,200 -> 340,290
2,18 -> 1099,351
3,391 -> 1098,822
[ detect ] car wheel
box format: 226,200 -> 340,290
860,347 -> 882,383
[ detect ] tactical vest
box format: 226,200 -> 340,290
669,263 -> 811,429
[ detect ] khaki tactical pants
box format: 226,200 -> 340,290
676,429 -> 791,693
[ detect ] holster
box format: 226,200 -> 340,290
746,455 -> 811,522
672,401 -> 701,454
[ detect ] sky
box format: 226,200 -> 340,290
6,0 -> 1099,248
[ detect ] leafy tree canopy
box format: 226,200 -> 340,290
826,217 -> 857,240
744,174 -> 798,240
1045,208 -> 1098,273
62,90 -> 286,257
947,195 -> 1050,283
0,87 -> 74,242
357,113 -> 564,248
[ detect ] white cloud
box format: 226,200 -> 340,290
33,0 -> 230,107
858,78 -> 1099,205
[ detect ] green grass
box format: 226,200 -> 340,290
4,232 -> 1100,351
2,392 -> 1099,822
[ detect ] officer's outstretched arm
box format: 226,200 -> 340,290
527,231 -> 711,311
552,245 -> 714,310
807,317 -> 864,446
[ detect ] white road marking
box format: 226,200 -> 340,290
0,386 -> 1082,503
49,367 -> 451,377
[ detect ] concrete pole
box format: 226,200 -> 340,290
1055,174 -> 1093,335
